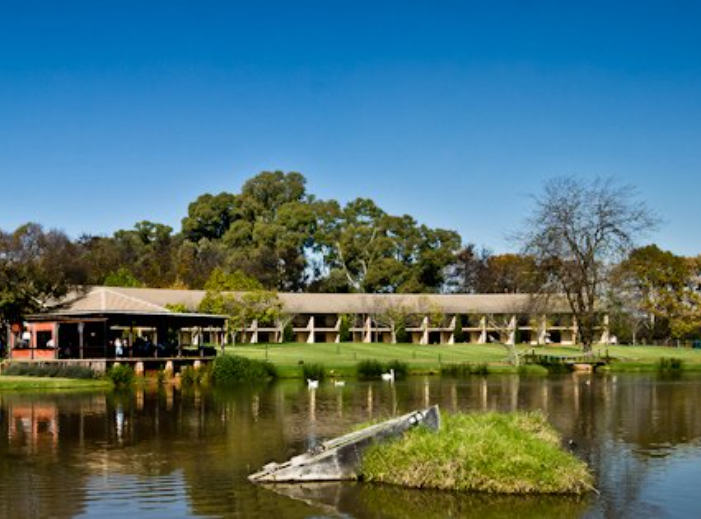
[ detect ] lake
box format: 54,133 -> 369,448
1,373 -> 700,518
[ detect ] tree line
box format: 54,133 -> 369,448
1,172 -> 700,346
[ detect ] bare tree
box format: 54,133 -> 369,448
485,313 -> 520,366
373,299 -> 411,344
519,177 -> 657,352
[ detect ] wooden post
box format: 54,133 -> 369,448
78,322 -> 85,360
54,323 -> 60,359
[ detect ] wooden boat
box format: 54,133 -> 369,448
249,405 -> 440,483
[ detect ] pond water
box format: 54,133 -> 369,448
1,373 -> 701,518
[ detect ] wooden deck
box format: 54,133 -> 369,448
3,356 -> 216,374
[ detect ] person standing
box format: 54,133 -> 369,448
115,337 -> 123,358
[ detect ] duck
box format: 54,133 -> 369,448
307,379 -> 319,389
381,369 -> 395,382
333,380 -> 346,387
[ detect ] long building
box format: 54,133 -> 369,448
9,286 -> 608,360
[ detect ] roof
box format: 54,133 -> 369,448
42,286 -> 567,316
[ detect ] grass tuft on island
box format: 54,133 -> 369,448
360,411 -> 593,495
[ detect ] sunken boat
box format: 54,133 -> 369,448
249,405 -> 441,483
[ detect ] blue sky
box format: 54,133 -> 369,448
1,1 -> 701,254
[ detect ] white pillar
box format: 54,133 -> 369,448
448,316 -> 456,345
307,316 -> 315,344
250,319 -> 259,344
478,316 -> 487,344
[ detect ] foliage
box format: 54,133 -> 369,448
301,362 -> 327,381
180,365 -> 211,386
165,303 -> 189,313
356,359 -> 408,379
338,314 -> 352,342
360,411 -> 593,494
0,223 -> 88,327
658,357 -> 684,372
386,359 -> 409,379
356,359 -> 385,379
106,364 -> 135,388
373,300 -> 411,344
203,267 -> 263,292
450,246 -> 545,294
283,321 -> 296,343
199,276 -> 283,345
441,362 -> 489,376
453,316 -> 465,343
615,245 -> 701,341
103,267 -> 143,287
520,177 -> 657,351
182,192 -> 238,242
2,363 -> 96,379
316,197 -> 461,293
210,354 -> 276,385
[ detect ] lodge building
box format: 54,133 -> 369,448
8,286 -> 608,360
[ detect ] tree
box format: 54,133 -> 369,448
198,268 -> 281,349
318,198 -> 461,293
373,300 -> 411,344
0,224 -> 88,349
450,246 -> 545,294
520,177 -> 657,352
182,192 -> 238,242
103,267 -> 143,287
615,245 -> 701,342
199,291 -> 282,349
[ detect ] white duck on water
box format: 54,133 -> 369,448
307,379 -> 319,389
381,369 -> 395,382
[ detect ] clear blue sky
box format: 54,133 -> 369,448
2,0 -> 701,255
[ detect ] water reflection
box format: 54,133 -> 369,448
0,374 -> 700,517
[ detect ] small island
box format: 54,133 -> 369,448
360,411 -> 593,495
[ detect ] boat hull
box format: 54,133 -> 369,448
249,405 -> 440,483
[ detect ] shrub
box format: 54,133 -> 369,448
283,322 -> 296,343
658,357 -> 684,372
2,363 -> 96,379
441,362 -> 489,377
357,359 -> 385,379
339,314 -> 352,342
211,355 -> 276,385
107,364 -> 135,388
357,359 -> 408,380
385,360 -> 408,379
302,363 -> 327,381
453,318 -> 465,343
181,365 -> 211,386
395,323 -> 409,344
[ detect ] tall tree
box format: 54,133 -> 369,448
519,177 -> 657,352
615,245 -> 701,342
0,224 -> 88,342
182,192 -> 238,242
318,198 -> 460,293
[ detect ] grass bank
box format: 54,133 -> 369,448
0,376 -> 111,391
227,342 -> 701,377
360,411 -> 593,495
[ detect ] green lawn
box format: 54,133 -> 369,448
0,376 -> 111,391
227,342 -> 701,377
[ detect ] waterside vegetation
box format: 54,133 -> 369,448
210,354 -> 277,385
360,411 -> 593,495
228,342 -> 701,377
